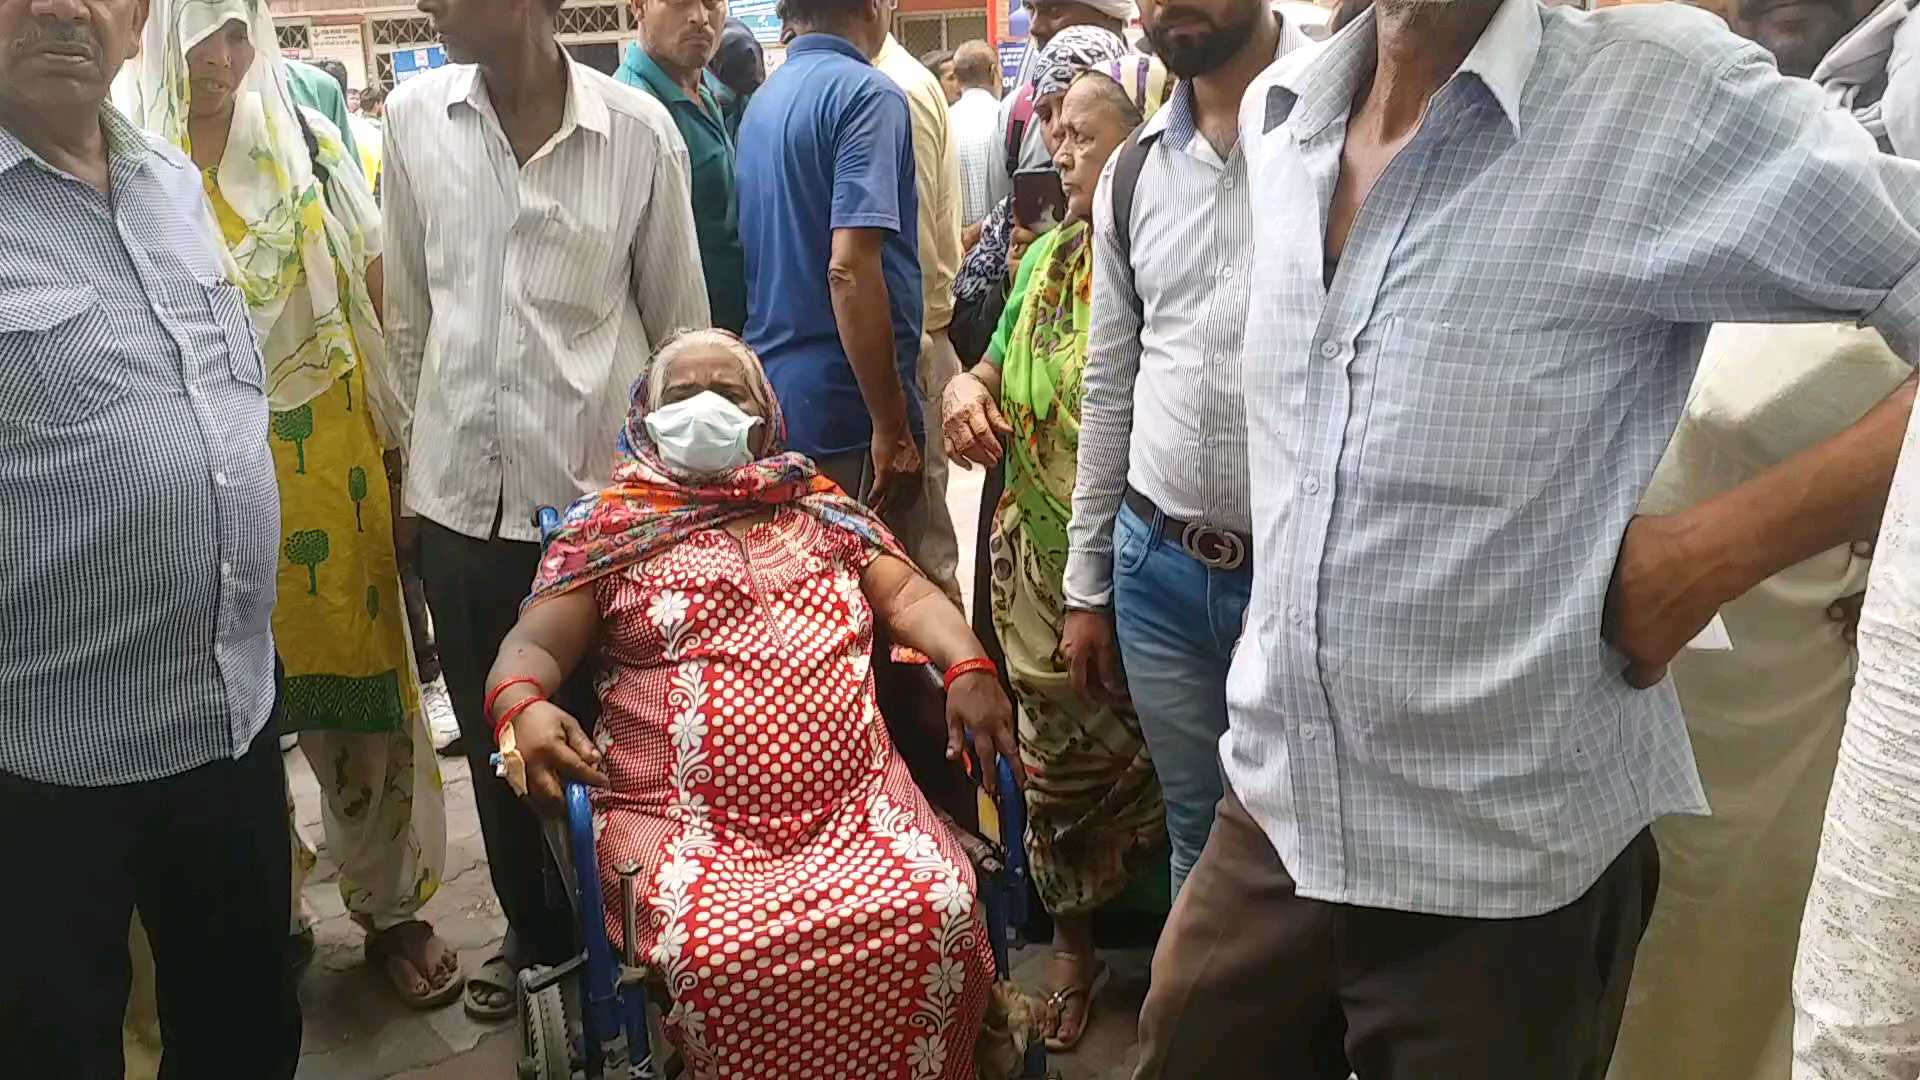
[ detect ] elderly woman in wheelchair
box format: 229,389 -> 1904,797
485,329 -> 1023,1079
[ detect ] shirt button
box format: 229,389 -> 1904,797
1319,341 -> 1342,359
1221,265 -> 1234,279
1301,476 -> 1320,495
1224,176 -> 1235,189
1302,723 -> 1318,741
1287,604 -> 1302,624
214,471 -> 229,487
187,385 -> 203,401
220,561 -> 233,577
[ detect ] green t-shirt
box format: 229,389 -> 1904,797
281,60 -> 361,172
616,44 -> 748,334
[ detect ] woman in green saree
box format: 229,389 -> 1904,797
941,56 -> 1173,1052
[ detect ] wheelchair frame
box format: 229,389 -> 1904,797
509,506 -> 1048,1079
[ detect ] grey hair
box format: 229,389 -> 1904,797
644,328 -> 773,416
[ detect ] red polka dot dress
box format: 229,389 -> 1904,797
589,509 -> 993,1079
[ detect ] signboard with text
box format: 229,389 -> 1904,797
392,46 -> 448,83
733,0 -> 782,44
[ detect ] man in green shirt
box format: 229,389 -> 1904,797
617,0 -> 748,332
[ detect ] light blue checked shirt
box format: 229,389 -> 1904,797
0,108 -> 280,787
1227,0 -> 1920,918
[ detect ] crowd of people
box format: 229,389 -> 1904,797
17,0 -> 1920,1074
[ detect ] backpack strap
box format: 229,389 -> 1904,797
1109,125 -> 1159,318
1005,84 -> 1034,178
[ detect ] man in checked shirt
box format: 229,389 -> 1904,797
1130,0 -> 1920,1076
0,0 -> 298,1071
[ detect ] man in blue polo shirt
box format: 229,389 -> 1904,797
737,0 -> 924,526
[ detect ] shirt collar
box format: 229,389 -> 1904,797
1147,8 -> 1309,149
787,33 -> 871,64
448,50 -> 611,138
1267,0 -> 1539,139
624,41 -> 721,111
0,102 -> 158,179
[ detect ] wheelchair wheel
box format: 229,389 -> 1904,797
516,968 -> 573,1080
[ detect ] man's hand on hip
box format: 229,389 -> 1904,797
1602,513 -> 1726,689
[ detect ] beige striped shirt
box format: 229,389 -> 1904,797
383,56 -> 710,542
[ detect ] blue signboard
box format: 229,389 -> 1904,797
392,45 -> 447,82
998,4 -> 1029,89
734,0 -> 782,44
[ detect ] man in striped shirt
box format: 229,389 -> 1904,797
0,0 -> 298,1069
1062,0 -> 1315,895
385,0 -> 708,1019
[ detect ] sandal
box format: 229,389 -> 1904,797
1042,951 -> 1109,1053
464,953 -> 518,1022
366,920 -> 464,1011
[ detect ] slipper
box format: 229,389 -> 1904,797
1042,954 -> 1110,1053
366,920 -> 464,1011
464,953 -> 518,1022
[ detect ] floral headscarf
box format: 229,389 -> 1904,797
953,30 -> 1135,308
1031,26 -> 1131,101
528,331 -> 908,606
118,0 -> 380,415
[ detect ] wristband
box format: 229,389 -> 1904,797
493,694 -> 545,744
943,657 -> 997,693
484,676 -> 545,725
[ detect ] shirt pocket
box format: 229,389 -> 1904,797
203,278 -> 265,389
0,284 -> 127,430
522,206 -> 624,335
1356,318 -> 1594,511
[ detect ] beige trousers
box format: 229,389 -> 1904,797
917,328 -> 964,606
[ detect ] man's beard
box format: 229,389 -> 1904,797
1145,2 -> 1263,78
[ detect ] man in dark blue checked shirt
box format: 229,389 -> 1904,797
0,0 -> 298,1072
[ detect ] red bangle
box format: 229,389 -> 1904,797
943,657 -> 997,692
493,694 -> 545,743
485,676 -> 545,725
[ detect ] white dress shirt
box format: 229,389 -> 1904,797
951,87 -> 1000,226
383,57 -> 710,542
1065,17 -> 1315,610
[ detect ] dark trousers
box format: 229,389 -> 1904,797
1134,782 -> 1660,1079
419,517 -> 594,968
0,725 -> 299,1079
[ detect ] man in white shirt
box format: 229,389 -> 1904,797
384,0 -> 708,1020
985,0 -> 1131,210
877,33 -> 966,604
950,40 -> 1002,227
1062,0 -> 1315,897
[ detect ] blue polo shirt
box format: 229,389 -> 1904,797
736,32 -> 923,458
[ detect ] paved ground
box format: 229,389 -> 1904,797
292,464 -> 1151,1078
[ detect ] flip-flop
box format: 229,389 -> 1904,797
1042,954 -> 1110,1053
464,953 -> 518,1022
366,920 -> 464,1011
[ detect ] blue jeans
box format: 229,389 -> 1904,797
1113,502 -> 1252,895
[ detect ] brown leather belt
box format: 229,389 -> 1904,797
1123,486 -> 1252,572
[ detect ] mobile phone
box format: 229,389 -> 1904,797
1012,167 -> 1066,234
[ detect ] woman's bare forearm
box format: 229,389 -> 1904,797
486,588 -> 601,714
862,554 -> 989,669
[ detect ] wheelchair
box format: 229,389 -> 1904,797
506,507 -> 1049,1079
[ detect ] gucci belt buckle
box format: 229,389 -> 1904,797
1180,522 -> 1246,571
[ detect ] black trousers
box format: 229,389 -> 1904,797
419,517 -> 595,968
1136,782 -> 1660,1079
0,724 -> 299,1079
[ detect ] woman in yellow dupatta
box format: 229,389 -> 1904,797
942,56 -> 1173,1052
119,0 -> 458,1014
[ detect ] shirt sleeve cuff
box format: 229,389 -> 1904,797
1866,255 -> 1920,364
1063,549 -> 1115,611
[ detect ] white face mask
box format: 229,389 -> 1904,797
644,390 -> 763,476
